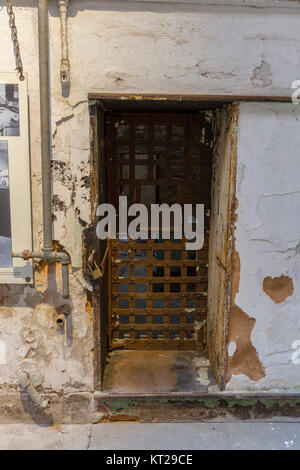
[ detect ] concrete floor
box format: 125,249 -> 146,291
0,422 -> 299,450
103,350 -> 217,394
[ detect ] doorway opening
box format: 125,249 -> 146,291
89,96 -> 238,395
107,112 -> 211,352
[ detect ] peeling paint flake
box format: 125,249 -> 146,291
263,275 -> 294,304
227,250 -> 266,383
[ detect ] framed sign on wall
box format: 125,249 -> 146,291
0,73 -> 33,284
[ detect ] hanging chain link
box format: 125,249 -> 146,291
6,0 -> 25,81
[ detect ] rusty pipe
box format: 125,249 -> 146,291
17,370 -> 51,410
12,250 -> 70,299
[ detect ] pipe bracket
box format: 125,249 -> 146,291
57,0 -> 70,90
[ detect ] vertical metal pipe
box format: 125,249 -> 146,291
13,1 -> 71,297
61,262 -> 69,299
38,0 -> 53,252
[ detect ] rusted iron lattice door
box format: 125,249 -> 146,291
105,112 -> 213,350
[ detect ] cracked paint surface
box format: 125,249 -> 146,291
227,103 -> 300,391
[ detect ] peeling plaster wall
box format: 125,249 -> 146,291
227,102 -> 300,391
0,1 -> 299,399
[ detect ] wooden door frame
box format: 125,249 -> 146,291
87,102 -> 108,390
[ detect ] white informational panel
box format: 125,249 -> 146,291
0,73 -> 33,284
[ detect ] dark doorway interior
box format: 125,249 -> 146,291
89,97 -> 237,394
105,112 -> 213,352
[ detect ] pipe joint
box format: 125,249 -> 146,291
12,250 -> 71,299
57,251 -> 71,265
17,370 -> 51,410
13,2 -> 71,299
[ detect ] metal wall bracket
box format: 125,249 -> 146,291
12,250 -> 71,299
57,0 -> 70,92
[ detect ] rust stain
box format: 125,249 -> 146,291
101,414 -> 140,423
263,275 -> 294,304
34,258 -> 48,273
227,250 -> 265,383
53,240 -> 68,253
104,350 -> 178,393
231,248 -> 240,300
85,291 -> 93,317
234,197 -> 239,223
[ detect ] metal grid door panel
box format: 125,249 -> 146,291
105,113 -> 213,350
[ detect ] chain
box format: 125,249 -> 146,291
6,0 -> 24,81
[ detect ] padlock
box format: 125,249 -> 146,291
87,259 -> 102,280
92,261 -> 102,280
87,248 -> 108,281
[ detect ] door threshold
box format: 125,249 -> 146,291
93,389 -> 300,423
94,390 -> 300,400
97,349 -> 300,399
95,390 -> 220,399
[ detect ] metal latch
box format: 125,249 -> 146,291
87,248 -> 109,280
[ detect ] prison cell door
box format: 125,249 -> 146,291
105,112 -> 213,351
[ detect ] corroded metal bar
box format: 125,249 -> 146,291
57,0 -> 70,88
106,112 -> 212,350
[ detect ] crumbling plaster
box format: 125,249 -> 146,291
227,103 -> 300,391
0,1 -> 299,397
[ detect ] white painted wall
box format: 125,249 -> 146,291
228,102 -> 300,391
2,1 -> 300,259
0,1 -> 299,393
